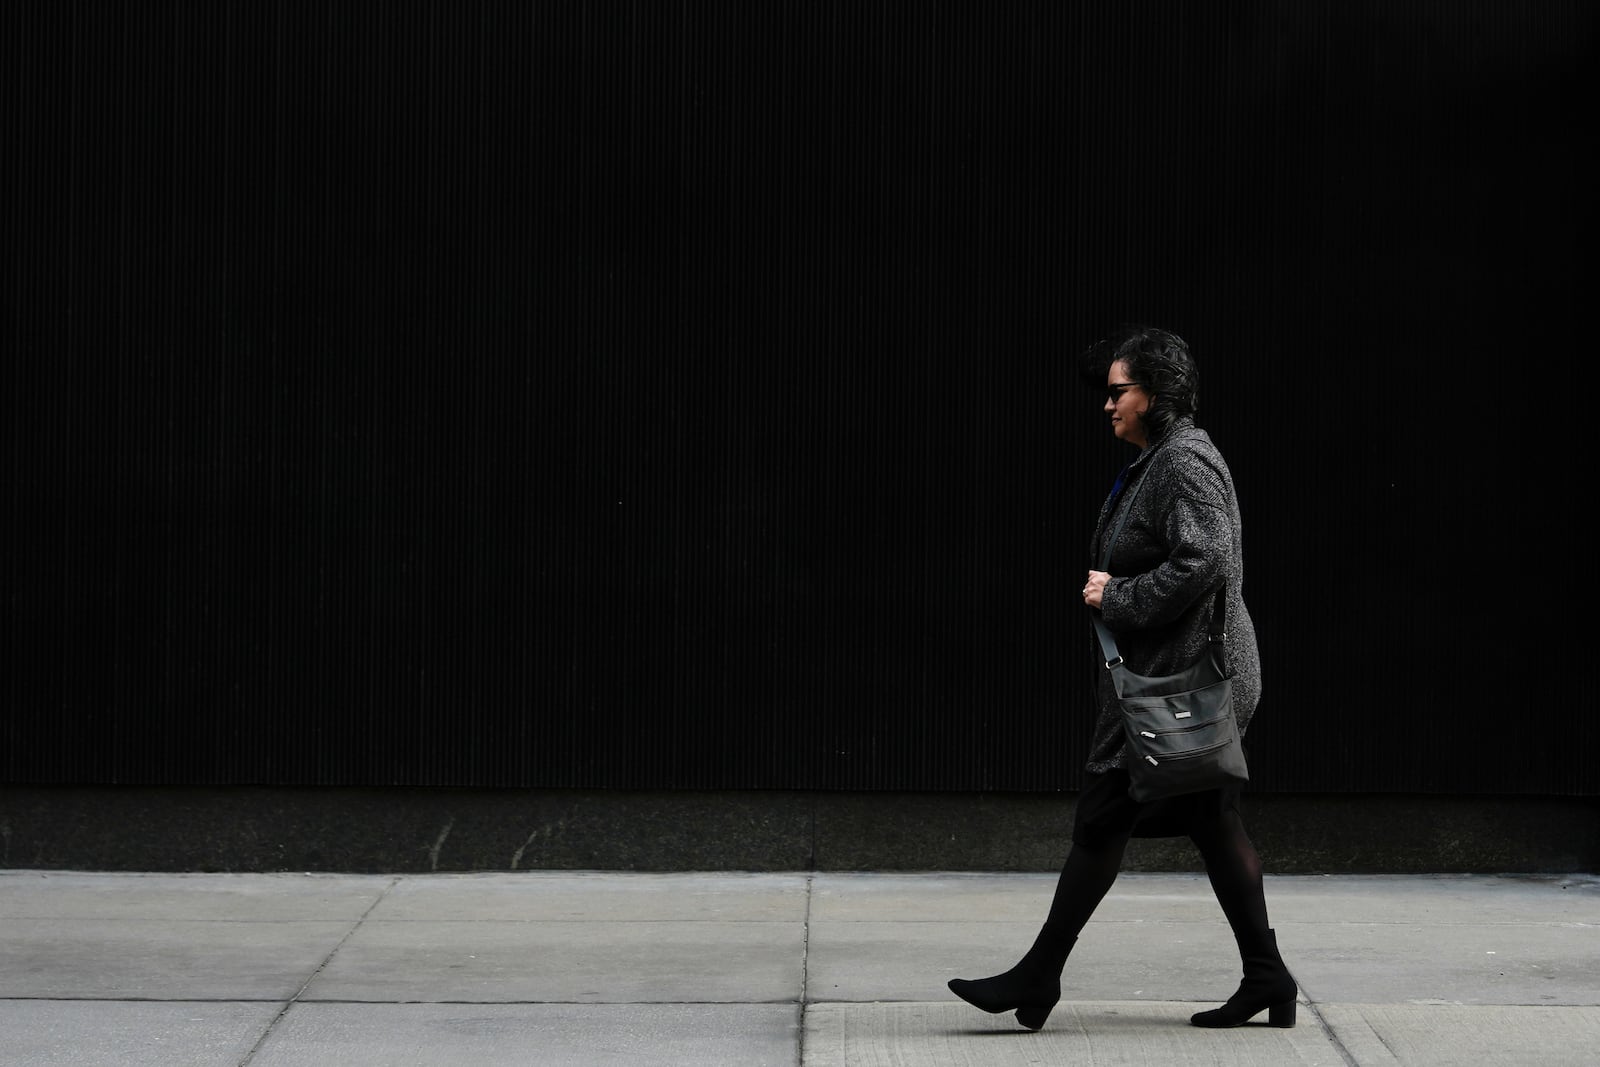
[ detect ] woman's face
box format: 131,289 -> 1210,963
1104,360 -> 1150,449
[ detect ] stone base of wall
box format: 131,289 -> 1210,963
3,786 -> 1596,874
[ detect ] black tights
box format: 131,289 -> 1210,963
1042,833 -> 1127,936
1042,808 -> 1269,941
1190,807 -> 1271,937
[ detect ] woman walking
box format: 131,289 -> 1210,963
947,325 -> 1296,1031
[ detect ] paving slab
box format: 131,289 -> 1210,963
0,999 -> 280,1067
249,1002 -> 800,1067
803,1000 -> 1347,1066
0,919 -> 351,1000
825,918 -> 1600,1008
812,871 -> 1234,923
0,871 -> 391,921
807,871 -> 1600,1007
302,920 -> 806,1002
365,870 -> 809,922
1281,920 -> 1600,1005
1319,1004 -> 1600,1067
811,919 -> 1250,1004
810,871 -> 1600,926
1258,872 -> 1600,924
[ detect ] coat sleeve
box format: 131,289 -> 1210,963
1099,452 -> 1231,631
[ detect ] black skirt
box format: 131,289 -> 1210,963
1072,766 -> 1244,851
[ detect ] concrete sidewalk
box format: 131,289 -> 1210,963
2,870 -> 1596,1066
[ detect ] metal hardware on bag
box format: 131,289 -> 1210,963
1145,755 -> 1159,766
1175,711 -> 1192,719
1105,656 -> 1123,670
1140,730 -> 1156,739
1208,631 -> 1227,642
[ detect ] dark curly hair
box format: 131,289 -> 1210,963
1081,324 -> 1199,441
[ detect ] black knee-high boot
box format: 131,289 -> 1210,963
1189,927 -> 1297,1028
947,924 -> 1076,1031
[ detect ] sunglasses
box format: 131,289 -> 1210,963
1106,382 -> 1142,402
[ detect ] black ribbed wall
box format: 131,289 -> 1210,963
5,2 -> 1594,794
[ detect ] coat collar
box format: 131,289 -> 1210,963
1126,415 -> 1198,472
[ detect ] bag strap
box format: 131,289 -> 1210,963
1096,462 -> 1145,572
1091,588 -> 1227,668
1090,460 -> 1227,667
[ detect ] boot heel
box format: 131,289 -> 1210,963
1267,999 -> 1296,1027
1014,1003 -> 1053,1031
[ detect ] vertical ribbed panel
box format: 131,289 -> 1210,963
4,2 -> 1594,793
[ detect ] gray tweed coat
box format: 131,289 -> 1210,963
1086,418 -> 1262,774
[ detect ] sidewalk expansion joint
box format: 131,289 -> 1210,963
1300,994 -> 1360,1067
796,872 -> 813,1067
235,874 -> 399,1067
